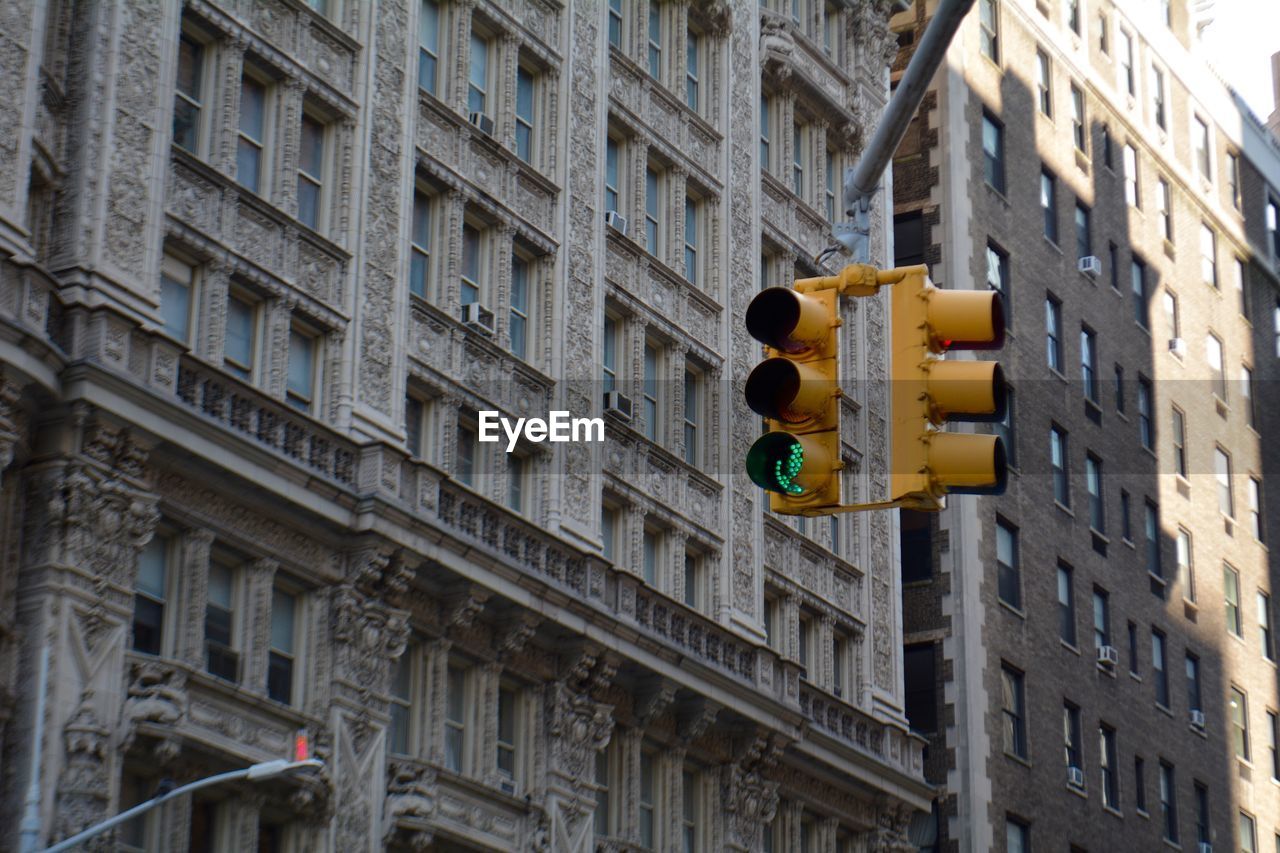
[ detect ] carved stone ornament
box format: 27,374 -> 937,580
53,694 -> 111,845
546,680 -> 614,786
723,731 -> 786,850
331,582 -> 410,702
382,759 -> 438,845
52,461 -> 159,595
870,800 -> 918,853
120,659 -> 188,752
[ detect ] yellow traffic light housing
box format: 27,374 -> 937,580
890,268 -> 1008,509
744,286 -> 842,514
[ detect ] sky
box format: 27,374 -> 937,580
1199,1 -> 1280,120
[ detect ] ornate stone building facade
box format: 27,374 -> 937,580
0,0 -> 928,850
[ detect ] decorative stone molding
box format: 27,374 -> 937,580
52,694 -> 111,842
721,731 -> 785,851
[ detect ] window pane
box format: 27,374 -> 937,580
287,329 -> 315,406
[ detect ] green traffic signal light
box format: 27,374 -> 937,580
746,433 -> 806,494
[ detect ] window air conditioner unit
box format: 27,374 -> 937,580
1168,337 -> 1187,357
461,302 -> 496,336
1067,766 -> 1085,788
1096,645 -> 1119,667
468,112 -> 495,137
1190,709 -> 1206,729
1198,843 -> 1213,853
1077,255 -> 1102,278
603,390 -> 633,422
499,777 -> 517,796
604,210 -> 628,235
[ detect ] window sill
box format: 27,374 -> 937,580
997,599 -> 1027,620
1047,366 -> 1069,384
1054,501 -> 1074,518
1129,671 -> 1143,683
1089,527 -> 1110,543
1135,808 -> 1150,820
1102,805 -> 1123,819
1004,751 -> 1033,768
1121,536 -> 1134,549
1066,781 -> 1088,799
1061,640 -> 1082,656
1155,702 -> 1174,718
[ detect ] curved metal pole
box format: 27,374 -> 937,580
40,760 -> 322,853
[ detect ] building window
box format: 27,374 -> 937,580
1157,178 -> 1172,242
1080,325 -> 1097,401
507,453 -> 527,513
160,254 -> 196,345
608,0 -> 623,48
1046,295 -> 1063,372
1259,592 -> 1273,660
515,65 -> 535,163
605,136 -> 621,215
639,748 -> 657,849
1001,663 -> 1027,758
510,254 -> 531,361
643,342 -> 660,442
1145,500 -> 1161,576
1231,687 -> 1250,760
1098,10 -> 1109,52
237,75 -> 268,194
1093,587 -> 1110,649
1227,152 -> 1240,208
594,747 -> 612,836
388,646 -> 413,755
1135,756 -> 1147,812
1086,454 -> 1104,531
206,561 -> 240,683
225,290 -> 258,380
1128,620 -> 1139,674
1163,288 -> 1181,341
1120,29 -> 1135,94
1114,364 -> 1124,412
1194,116 -> 1211,180
683,367 -> 700,466
1050,426 -> 1069,507
286,323 -> 318,413
997,518 -> 1020,609
760,95 -> 771,171
267,587 -> 298,704
993,385 -> 1016,467
685,30 -> 700,111
982,113 -> 1005,193
986,241 -> 1009,313
1175,527 -> 1194,600
1041,169 -> 1057,243
1194,783 -> 1210,846
468,30 -> 490,115
1159,761 -> 1178,842
496,683 -> 519,781
405,394 -> 428,459
1248,478 -> 1265,542
1186,652 -> 1201,712
1036,49 -> 1052,116
133,536 -> 169,655
174,34 -> 205,154
1152,627 -> 1168,706
1153,66 -> 1167,129
642,527 -> 659,585
419,0 -> 440,94
1200,224 -> 1218,288
297,113 -> 325,230
1123,144 -> 1140,207
410,190 -> 432,298
1064,702 -> 1083,778
602,314 -> 618,392
445,665 -> 467,772
1120,490 -> 1132,541
456,420 -> 477,487
1075,204 -> 1091,262
600,504 -> 618,562
645,165 -> 661,254
683,551 -> 703,610
1171,406 -> 1187,478
824,148 -> 837,220
1235,258 -> 1249,319
1006,817 -> 1029,853
683,194 -> 699,285
1137,377 -> 1152,449
979,0 -> 999,61
1131,256 -> 1148,328
1241,364 -> 1255,427
1070,84 -> 1086,152
460,222 -> 482,306
1267,197 -> 1280,260
1240,812 -> 1257,853
1214,447 -> 1234,517
1205,332 -> 1230,401
1225,563 -> 1242,636
1058,563 -> 1077,645
1268,712 -> 1280,781
647,2 -> 662,78
681,769 -> 700,852
1100,725 -> 1118,808
903,644 -> 936,732
792,122 -> 806,197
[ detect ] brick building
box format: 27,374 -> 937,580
892,0 -> 1280,850
0,0 -> 939,851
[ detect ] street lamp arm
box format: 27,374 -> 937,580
39,760 -> 323,853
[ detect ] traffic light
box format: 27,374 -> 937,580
743,285 -> 843,514
890,266 -> 1007,509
